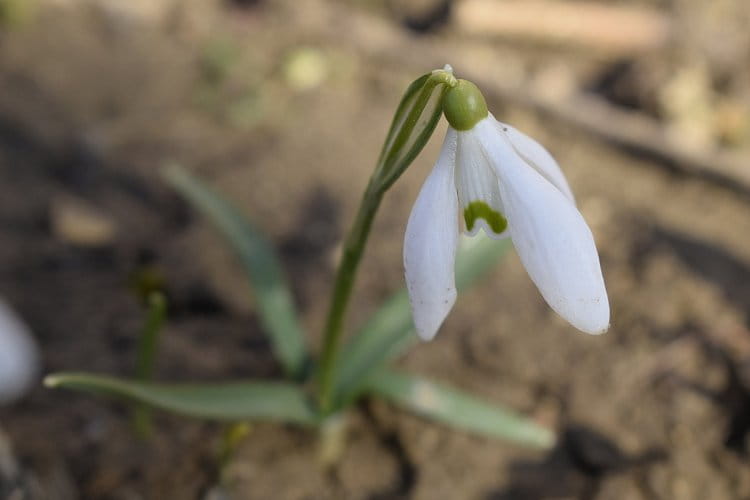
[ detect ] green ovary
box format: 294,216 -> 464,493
463,201 -> 508,234
442,80 -> 488,131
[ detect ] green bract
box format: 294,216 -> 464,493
442,79 -> 488,131
371,68 -> 456,191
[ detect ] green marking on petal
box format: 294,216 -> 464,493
463,201 -> 508,235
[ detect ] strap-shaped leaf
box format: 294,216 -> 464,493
333,236 -> 512,407
366,369 -> 555,448
163,165 -> 307,379
45,373 -> 318,425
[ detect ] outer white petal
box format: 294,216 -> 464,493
475,119 -> 609,334
492,116 -> 575,203
0,299 -> 40,404
404,129 -> 460,340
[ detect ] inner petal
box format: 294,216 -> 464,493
455,131 -> 508,239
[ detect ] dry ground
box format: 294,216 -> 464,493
1,0 -> 750,498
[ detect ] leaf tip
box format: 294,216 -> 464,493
536,428 -> 557,449
43,374 -> 61,388
159,162 -> 191,190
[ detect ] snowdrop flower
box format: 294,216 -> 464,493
404,79 -> 609,340
0,299 -> 39,404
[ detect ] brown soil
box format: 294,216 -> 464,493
1,1 -> 750,499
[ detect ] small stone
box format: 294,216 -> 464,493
284,47 -> 329,92
50,195 -> 117,247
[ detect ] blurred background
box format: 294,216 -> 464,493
1,0 -> 750,498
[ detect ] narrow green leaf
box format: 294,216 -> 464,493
333,236 -> 512,407
331,287 -> 414,406
45,373 -> 319,425
366,369 -> 555,448
162,165 -> 307,379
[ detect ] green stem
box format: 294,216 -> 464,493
318,182 -> 383,413
136,292 -> 167,379
132,292 -> 167,436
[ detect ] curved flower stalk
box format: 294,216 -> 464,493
404,80 -> 609,340
0,299 -> 39,404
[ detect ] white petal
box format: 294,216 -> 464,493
475,119 -> 609,334
404,129 -> 460,340
493,116 -> 575,203
0,299 -> 39,404
455,130 -> 509,239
